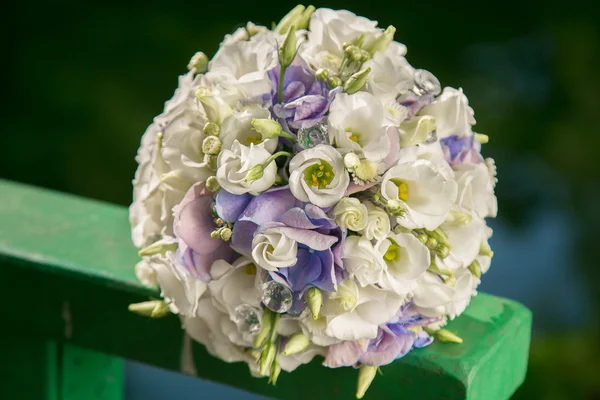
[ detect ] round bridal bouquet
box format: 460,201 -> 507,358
129,5 -> 497,398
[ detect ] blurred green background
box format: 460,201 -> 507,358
3,0 -> 599,398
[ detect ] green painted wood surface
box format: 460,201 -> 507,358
0,178 -> 532,400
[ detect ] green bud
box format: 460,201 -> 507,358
205,176 -> 221,192
295,5 -> 315,30
205,154 -> 218,171
385,199 -> 405,217
428,260 -> 454,281
220,227 -> 232,241
416,233 -> 428,244
435,244 -> 450,259
468,259 -> 482,279
268,357 -> 281,385
210,229 -> 222,240
279,25 -> 298,68
316,68 -> 329,80
306,287 -> 323,320
344,67 -> 371,94
260,343 -> 276,376
434,328 -> 463,344
344,45 -> 366,62
425,237 -> 438,250
366,25 -> 396,55
252,118 -> 282,139
253,310 -> 275,348
427,228 -> 450,248
479,241 -> 494,258
187,51 -> 209,73
275,5 -> 305,34
283,332 -> 310,356
138,240 -> 178,257
202,135 -> 222,155
328,76 -> 342,88
475,133 -> 489,144
356,365 -> 377,399
128,300 -> 170,318
203,122 -> 220,136
197,93 -> 232,125
343,152 -> 361,170
244,164 -> 265,183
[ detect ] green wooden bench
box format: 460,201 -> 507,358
0,178 -> 532,400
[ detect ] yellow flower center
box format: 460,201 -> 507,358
384,243 -> 400,262
246,136 -> 263,145
329,280 -> 358,312
243,264 -> 257,275
391,179 -> 409,201
345,128 -> 360,143
304,160 -> 335,189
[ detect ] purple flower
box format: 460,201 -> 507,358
173,182 -> 234,282
323,304 -> 435,368
268,62 -> 339,132
440,135 -> 484,166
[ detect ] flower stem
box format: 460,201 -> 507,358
278,66 -> 287,104
264,151 -> 292,167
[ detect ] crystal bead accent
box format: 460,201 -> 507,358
297,124 -> 329,149
233,304 -> 262,335
412,69 -> 441,97
261,281 -> 293,313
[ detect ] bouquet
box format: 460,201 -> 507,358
129,5 -> 498,398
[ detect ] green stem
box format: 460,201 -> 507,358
263,151 -> 292,167
278,66 -> 287,104
278,131 -> 296,142
268,313 -> 280,342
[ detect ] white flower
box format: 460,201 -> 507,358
362,201 -> 391,241
381,159 -> 458,230
342,235 -> 386,287
206,33 -> 277,101
477,226 -> 494,274
146,251 -> 207,317
135,259 -> 157,287
328,92 -> 390,162
333,197 -> 369,231
217,141 -> 277,195
321,279 -> 404,340
208,258 -> 263,318
288,144 -> 350,208
376,232 -> 430,295
251,230 -> 298,271
365,50 -> 414,100
454,163 -> 498,218
298,310 -> 342,346
420,87 -> 475,138
222,22 -> 269,46
130,72 -> 213,248
441,209 -> 487,270
278,345 -> 328,373
412,263 -> 479,319
220,107 -> 278,153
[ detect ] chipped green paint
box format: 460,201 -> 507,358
0,179 -> 532,400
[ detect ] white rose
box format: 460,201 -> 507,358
376,232 -> 430,295
328,92 -> 390,162
362,201 -> 391,241
130,71 -> 213,248
382,158 -> 458,230
454,163 -> 498,218
251,230 -> 298,271
321,279 -> 403,340
342,235 -> 386,287
420,87 -> 475,138
288,144 -> 350,208
365,50 -> 414,100
217,141 -> 277,195
412,263 -> 479,319
146,251 -> 207,317
333,197 -> 369,231
220,107 -> 277,153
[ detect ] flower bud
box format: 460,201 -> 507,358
475,133 -> 489,144
260,343 -> 276,376
354,159 -> 378,182
366,25 -> 396,55
128,300 -> 170,318
253,310 -> 274,348
434,328 -> 463,344
268,358 -> 281,385
252,118 -> 282,139
197,93 -> 232,125
203,122 -> 220,136
344,45 -> 367,62
468,259 -> 482,279
425,237 -> 438,250
202,136 -> 222,155
306,287 -> 323,320
316,68 -> 329,81
275,5 -> 305,34
244,164 -> 265,182
283,332 -> 310,356
210,229 -> 221,240
344,153 -> 361,170
344,67 -> 371,94
279,25 -> 298,68
386,199 -> 405,217
295,5 -> 315,30
187,51 -> 208,73
435,244 -> 450,259
205,154 -> 218,171
328,76 -> 342,88
356,365 -> 377,399
479,241 -> 494,258
220,227 -> 232,241
138,240 -> 179,257
205,176 -> 221,192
